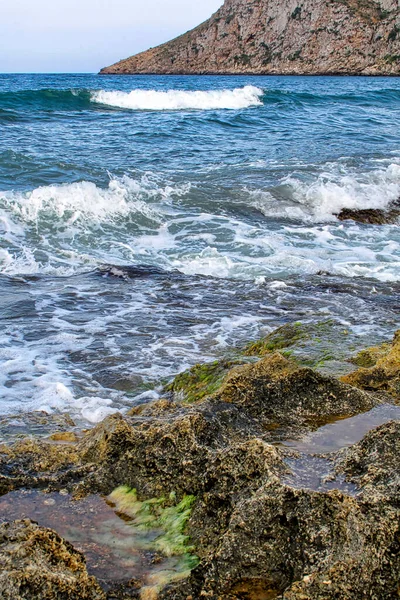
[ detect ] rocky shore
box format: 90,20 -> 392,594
1,325 -> 400,599
100,0 -> 400,75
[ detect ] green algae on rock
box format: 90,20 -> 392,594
108,487 -> 199,599
108,487 -> 198,558
164,359 -> 244,404
349,343 -> 392,368
243,320 -> 358,375
244,322 -> 309,356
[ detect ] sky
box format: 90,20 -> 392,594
0,0 -> 223,73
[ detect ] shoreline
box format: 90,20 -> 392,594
1,324 -> 400,598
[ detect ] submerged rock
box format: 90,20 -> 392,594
342,329 -> 400,400
0,519 -> 105,599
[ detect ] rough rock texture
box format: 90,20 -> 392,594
336,202 -> 400,224
0,354 -> 378,494
199,480 -> 400,599
0,437 -> 90,496
100,0 -> 400,75
1,349 -> 399,599
0,519 -> 105,600
335,419 -> 400,499
342,329 -> 400,399
213,352 -> 378,427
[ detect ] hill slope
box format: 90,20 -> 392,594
100,0 -> 400,75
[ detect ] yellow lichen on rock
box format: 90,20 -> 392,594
342,330 -> 400,399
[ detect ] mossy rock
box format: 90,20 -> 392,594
243,320 -> 351,373
349,343 -> 391,368
244,322 -> 309,356
342,330 -> 400,399
165,359 -> 244,404
108,487 -> 199,596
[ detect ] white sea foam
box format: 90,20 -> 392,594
0,175 -> 189,276
91,86 -> 263,111
252,162 -> 400,223
0,176 -> 175,225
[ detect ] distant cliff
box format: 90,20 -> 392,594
100,0 -> 400,75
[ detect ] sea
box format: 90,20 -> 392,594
1,73 -> 400,427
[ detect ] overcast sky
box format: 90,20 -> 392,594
0,0 -> 223,73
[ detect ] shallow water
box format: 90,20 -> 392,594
1,74 -> 400,423
284,403 -> 400,454
282,404 -> 400,494
0,489 -> 190,588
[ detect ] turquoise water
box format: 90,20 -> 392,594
1,74 -> 400,423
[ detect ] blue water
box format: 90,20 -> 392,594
0,74 -> 400,425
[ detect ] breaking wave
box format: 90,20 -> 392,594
251,162 -> 400,223
90,86 -> 264,111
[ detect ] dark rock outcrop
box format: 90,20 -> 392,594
336,203 -> 400,224
0,353 -> 379,497
100,0 -> 400,75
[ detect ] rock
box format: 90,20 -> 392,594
164,359 -> 244,404
100,0 -> 400,75
49,432 -> 78,443
0,345 -> 398,598
0,437 -> 88,496
342,329 -> 400,399
244,322 -> 310,356
198,480 -> 400,599
334,420 -> 400,501
336,204 -> 400,225
349,343 -> 392,368
213,353 -> 379,429
0,353 -> 379,497
0,519 -> 105,599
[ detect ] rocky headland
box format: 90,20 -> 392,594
100,0 -> 400,75
1,324 -> 400,599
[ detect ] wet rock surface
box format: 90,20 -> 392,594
0,519 -> 106,600
336,202 -> 400,224
342,329 -> 400,400
1,330 -> 400,599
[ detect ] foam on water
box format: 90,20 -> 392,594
252,162 -> 400,223
1,72 -> 400,425
91,86 -> 264,111
1,165 -> 400,282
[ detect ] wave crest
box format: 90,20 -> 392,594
252,163 -> 400,223
90,86 -> 264,111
